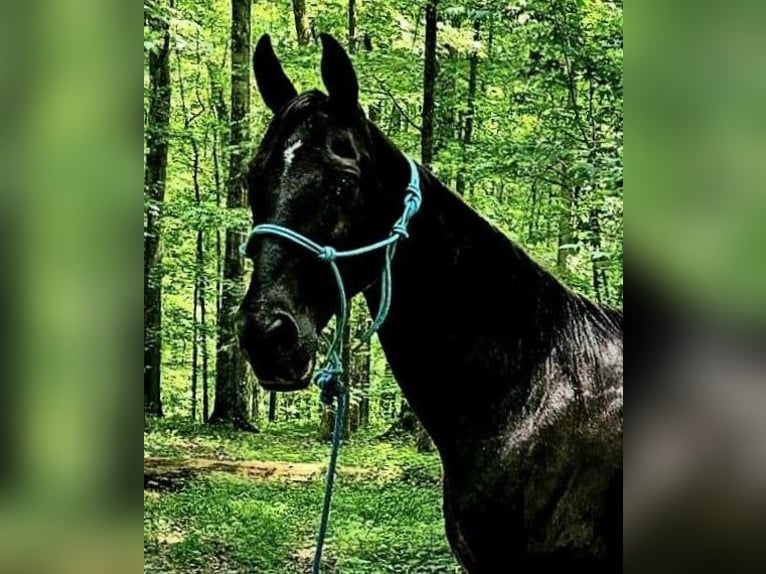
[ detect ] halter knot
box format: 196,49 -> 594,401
391,222 -> 410,239
405,189 -> 422,212
318,246 -> 337,262
315,368 -> 344,405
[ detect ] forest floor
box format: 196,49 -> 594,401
144,456 -> 385,489
144,417 -> 462,574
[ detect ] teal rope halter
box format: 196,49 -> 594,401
240,156 -> 422,573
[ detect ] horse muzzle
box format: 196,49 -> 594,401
238,308 -> 318,391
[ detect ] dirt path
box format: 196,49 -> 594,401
144,457 -> 374,491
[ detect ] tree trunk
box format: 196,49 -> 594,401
206,60 -> 228,372
200,258 -> 210,422
143,1 -> 172,418
357,316 -> 371,428
192,280 -> 199,420
379,398 -> 418,439
268,392 -> 277,422
191,130 -> 203,423
317,406 -> 334,442
348,0 -> 357,53
291,0 -> 311,46
359,359 -> 370,427
421,0 -> 438,169
487,13 -> 494,59
250,379 -> 259,422
456,20 -> 480,196
193,171 -> 205,422
433,46 -> 456,165
342,312 -> 356,434
210,0 -> 255,431
557,188 -> 575,273
589,206 -> 606,303
176,30 -> 206,423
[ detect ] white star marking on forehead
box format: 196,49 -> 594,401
282,139 -> 302,177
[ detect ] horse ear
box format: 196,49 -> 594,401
253,35 -> 298,113
319,33 -> 359,111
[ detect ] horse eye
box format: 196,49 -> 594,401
332,172 -> 359,199
330,137 -> 356,161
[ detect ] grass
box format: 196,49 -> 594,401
144,417 -> 461,573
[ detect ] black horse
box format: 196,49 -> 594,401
239,34 -> 623,573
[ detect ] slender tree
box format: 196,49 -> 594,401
206,60 -> 228,422
143,0 -> 173,417
192,35 -> 211,424
456,19 -> 480,196
348,0 -> 357,53
268,392 -> 278,422
358,329 -> 371,427
421,0 -> 438,169
206,57 -> 228,341
557,188 -> 575,273
291,0 -> 311,46
210,0 -> 255,430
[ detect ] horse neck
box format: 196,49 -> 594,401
362,140 -> 571,452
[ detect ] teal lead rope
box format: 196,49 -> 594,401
240,156 -> 422,573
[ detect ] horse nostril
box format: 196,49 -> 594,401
264,311 -> 300,346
